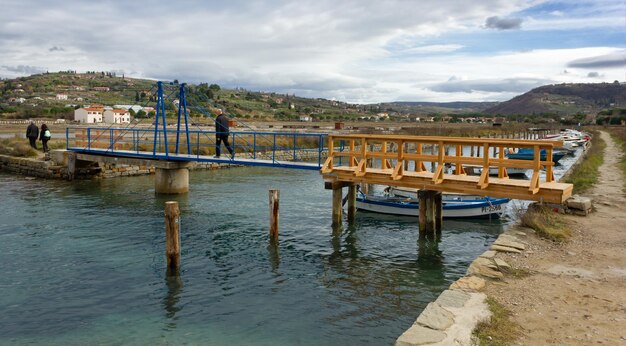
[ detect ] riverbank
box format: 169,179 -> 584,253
482,131 -> 626,345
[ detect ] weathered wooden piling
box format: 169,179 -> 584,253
332,187 -> 343,226
164,201 -> 181,271
269,189 -> 279,242
418,190 -> 442,238
347,184 -> 357,223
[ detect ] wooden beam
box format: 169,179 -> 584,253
392,162 -> 404,180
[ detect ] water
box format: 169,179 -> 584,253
0,167 -> 507,345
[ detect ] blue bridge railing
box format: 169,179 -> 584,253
65,126 -> 330,170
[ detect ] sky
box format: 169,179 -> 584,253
0,0 -> 624,103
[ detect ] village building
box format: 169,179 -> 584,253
74,106 -> 104,123
56,94 -> 68,100
103,109 -> 131,124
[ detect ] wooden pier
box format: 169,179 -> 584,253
321,134 -> 573,235
321,134 -> 573,204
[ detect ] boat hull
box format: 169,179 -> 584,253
506,149 -> 566,164
355,195 -> 509,219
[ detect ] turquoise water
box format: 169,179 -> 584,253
0,167 -> 505,345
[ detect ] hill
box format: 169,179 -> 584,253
0,72 -> 500,122
380,101 -> 498,115
484,82 -> 626,116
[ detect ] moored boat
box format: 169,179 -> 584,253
356,193 -> 509,218
506,148 -> 567,164
459,164 -> 530,178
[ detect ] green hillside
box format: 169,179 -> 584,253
0,72 -> 496,122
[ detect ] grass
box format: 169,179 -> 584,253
0,136 -> 67,158
0,137 -> 39,157
565,132 -> 605,193
520,204 -> 571,242
473,297 -> 522,346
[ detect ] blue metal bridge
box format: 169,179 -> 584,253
65,81 -> 329,170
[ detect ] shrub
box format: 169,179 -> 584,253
520,204 -> 571,242
0,138 -> 39,157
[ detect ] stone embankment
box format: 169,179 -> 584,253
0,150 -> 229,180
395,226 -> 530,346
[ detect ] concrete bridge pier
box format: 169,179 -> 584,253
155,167 -> 190,194
68,152 -> 195,194
418,190 -> 442,239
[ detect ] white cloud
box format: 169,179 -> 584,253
0,0 -> 623,103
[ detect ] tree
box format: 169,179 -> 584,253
135,91 -> 140,102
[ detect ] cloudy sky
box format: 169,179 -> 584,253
0,0 -> 623,103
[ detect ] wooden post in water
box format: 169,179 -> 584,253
347,184 -> 357,223
418,190 -> 442,238
269,189 -> 279,242
164,201 -> 181,272
332,187 -> 343,227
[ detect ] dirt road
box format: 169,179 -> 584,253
484,131 -> 626,345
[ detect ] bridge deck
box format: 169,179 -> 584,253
68,147 -> 321,170
328,166 -> 572,203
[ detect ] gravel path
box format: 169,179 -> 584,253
483,131 -> 626,345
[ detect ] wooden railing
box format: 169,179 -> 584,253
321,134 -> 565,196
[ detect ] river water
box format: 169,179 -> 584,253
0,163 -> 537,345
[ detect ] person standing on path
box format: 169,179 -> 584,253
214,109 -> 234,159
39,123 -> 51,152
26,121 -> 39,149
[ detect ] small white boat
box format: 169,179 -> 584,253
356,193 -> 509,219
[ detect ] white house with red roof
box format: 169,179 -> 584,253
103,109 -> 131,124
74,106 -> 104,123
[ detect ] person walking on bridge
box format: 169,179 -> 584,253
214,109 -> 234,159
26,121 -> 39,149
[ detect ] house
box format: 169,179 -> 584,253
56,94 -> 68,100
299,115 -> 312,122
93,86 -> 110,92
103,109 -> 131,124
74,107 -> 104,123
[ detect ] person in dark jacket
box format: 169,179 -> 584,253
26,121 -> 39,149
39,123 -> 51,152
214,109 -> 234,158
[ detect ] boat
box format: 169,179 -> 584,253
459,164 -> 530,178
356,193 -> 509,218
506,148 -> 567,164
387,186 -> 501,201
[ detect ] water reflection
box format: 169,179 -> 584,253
267,242 -> 280,272
417,238 -> 443,267
163,271 -> 183,328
